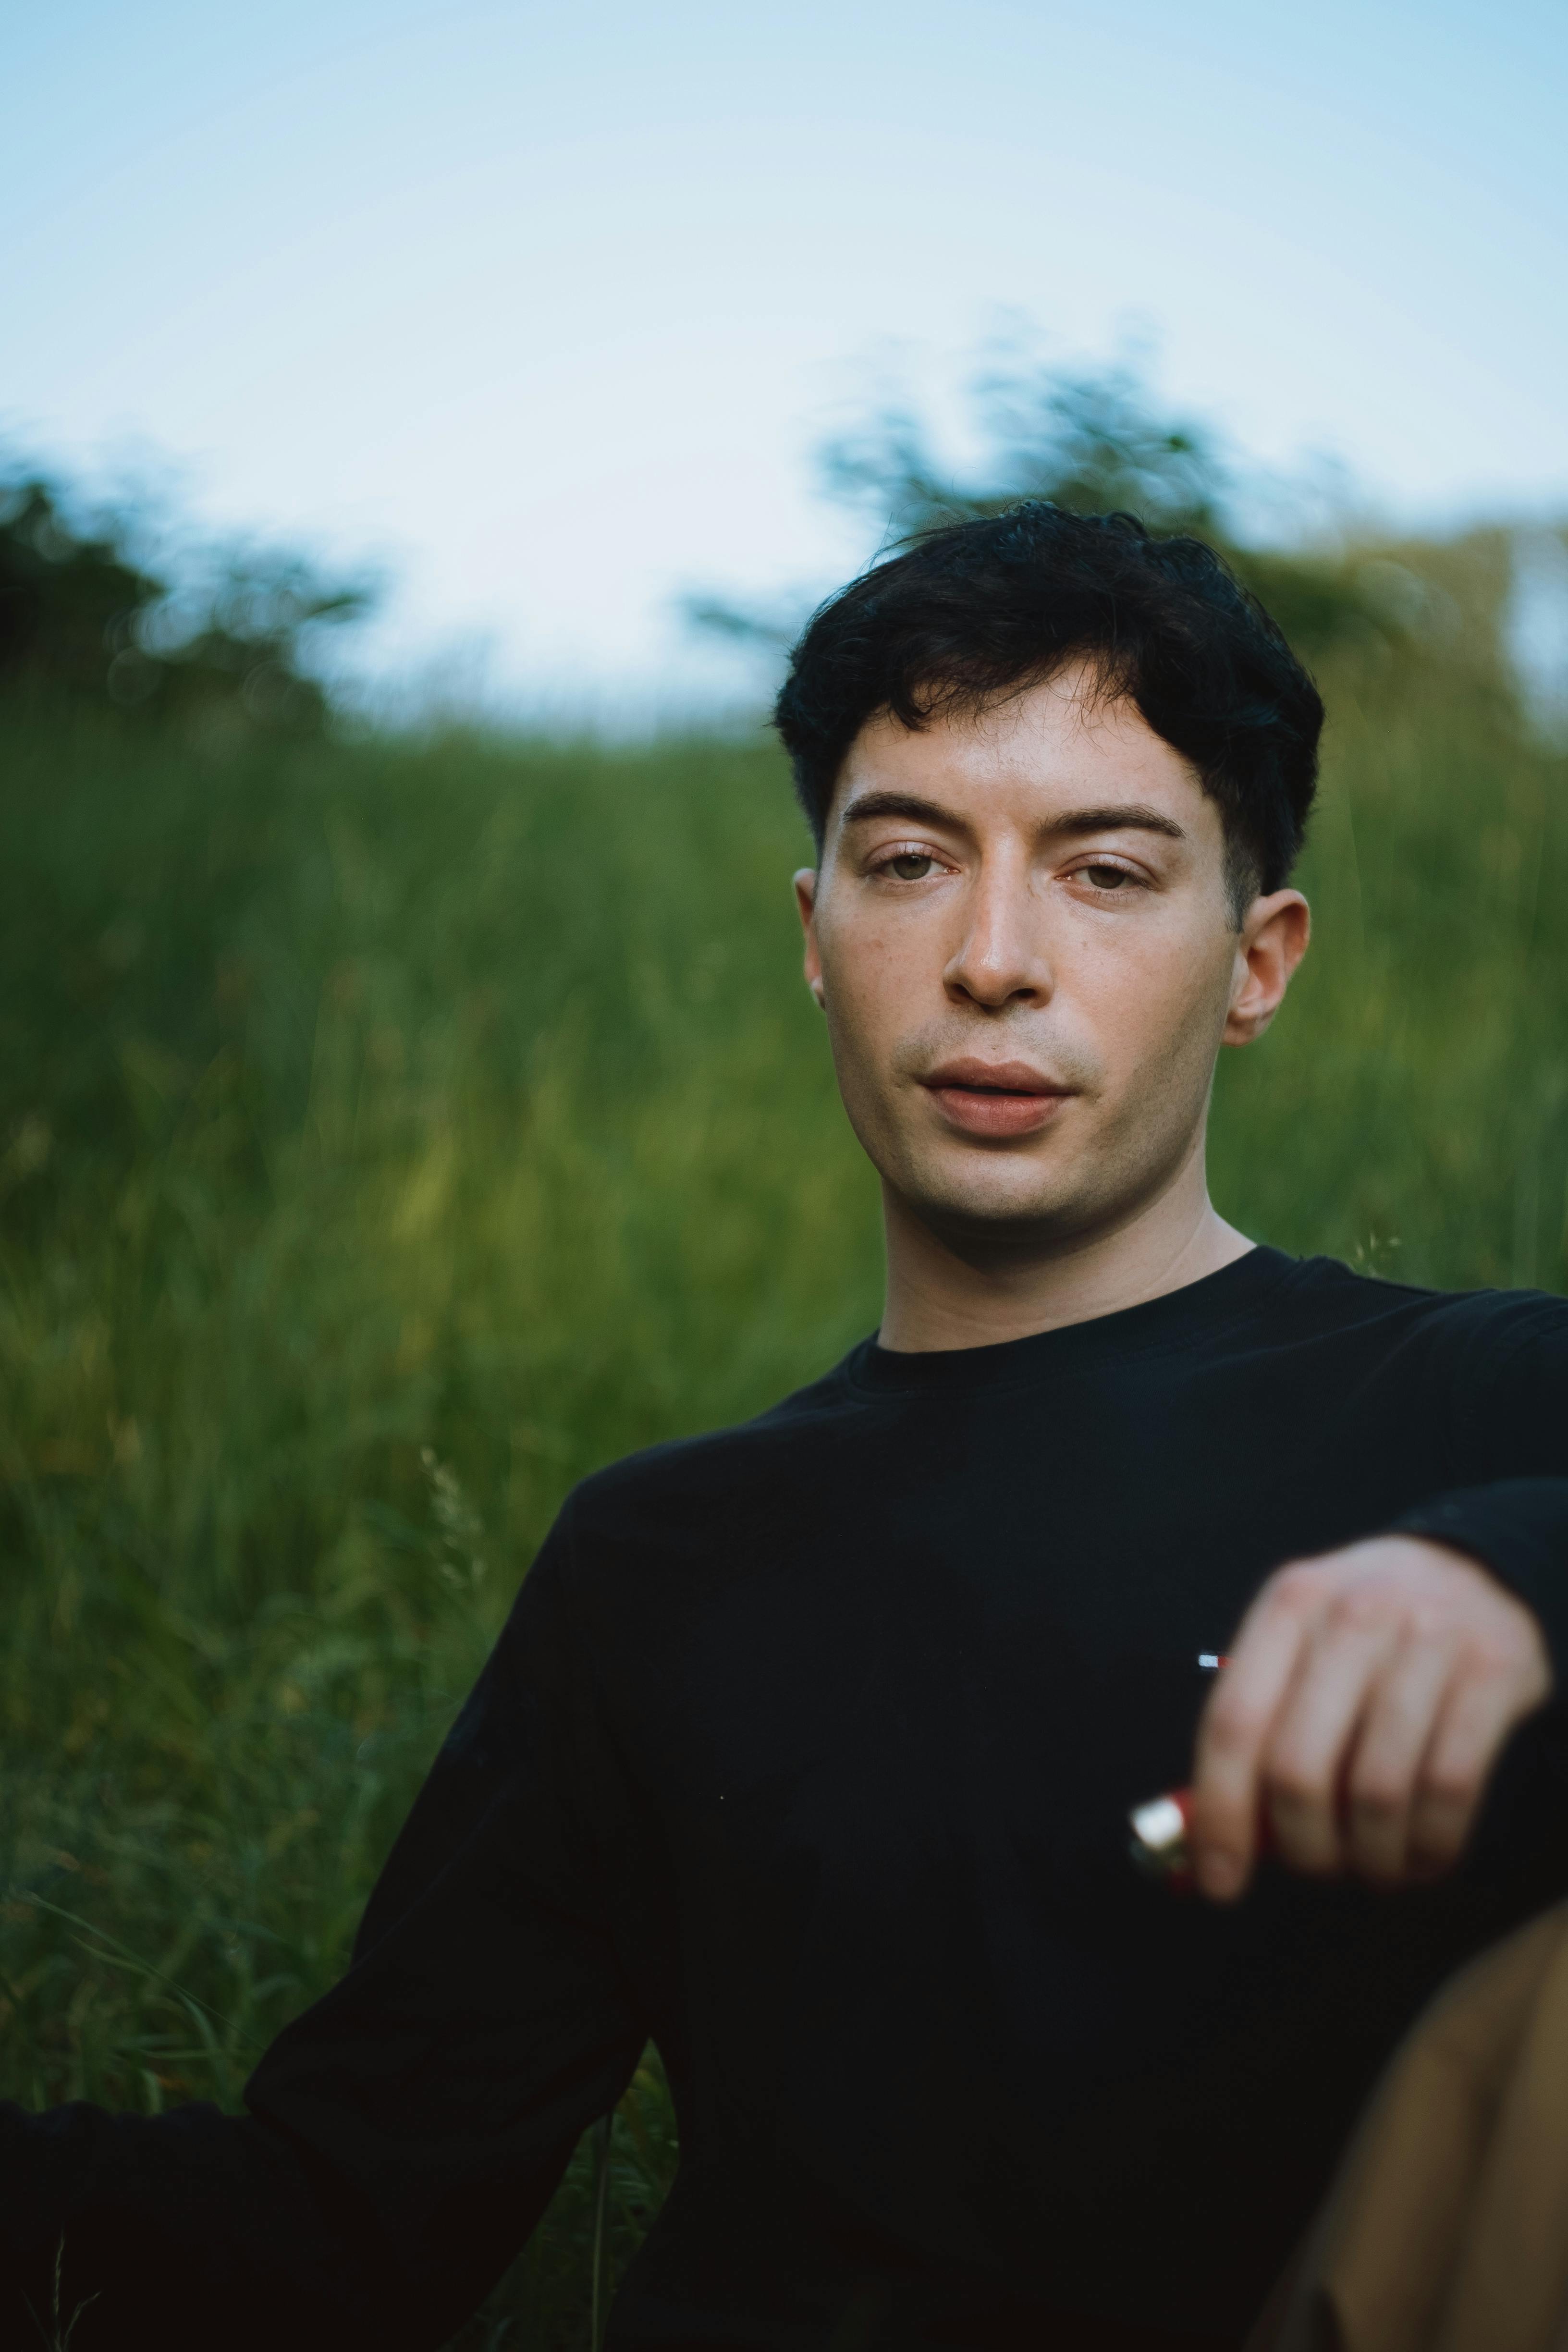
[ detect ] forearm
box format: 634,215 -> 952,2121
0,1518 -> 649,2349
1,1895 -> 641,2350
0,2098 -> 396,2352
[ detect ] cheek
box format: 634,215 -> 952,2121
820,914 -> 906,1029
816,922 -> 918,1132
1081,930 -> 1233,1069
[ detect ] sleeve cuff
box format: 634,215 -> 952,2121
1392,1478 -> 1568,1692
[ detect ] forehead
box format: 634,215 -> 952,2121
832,666 -> 1215,839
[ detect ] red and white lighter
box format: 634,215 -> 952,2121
1127,1652 -> 1229,1889
1127,1786 -> 1200,1886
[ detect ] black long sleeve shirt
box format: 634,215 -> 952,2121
7,1248 -> 1568,2350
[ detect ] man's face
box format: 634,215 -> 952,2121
795,664 -> 1305,1251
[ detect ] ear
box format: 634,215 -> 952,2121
794,869 -> 825,1009
1224,889 -> 1311,1046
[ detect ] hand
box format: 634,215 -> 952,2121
1190,1536 -> 1553,1901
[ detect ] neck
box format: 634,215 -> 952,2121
876,1148 -> 1253,1354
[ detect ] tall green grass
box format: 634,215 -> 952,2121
2,535 -> 1567,2340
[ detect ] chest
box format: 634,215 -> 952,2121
615,1354 -> 1451,1904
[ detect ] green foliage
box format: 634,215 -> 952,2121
824,351 -> 1436,668
694,345 -> 1419,667
0,717 -> 874,2342
0,466 -> 371,737
820,353 -> 1230,540
1,550 -> 1566,2338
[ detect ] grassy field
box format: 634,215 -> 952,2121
2,527 -> 1567,2342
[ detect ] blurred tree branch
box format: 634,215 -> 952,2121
0,465 -> 377,738
686,341 -> 1424,672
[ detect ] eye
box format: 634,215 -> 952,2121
878,851 -> 939,881
1076,860 -> 1140,893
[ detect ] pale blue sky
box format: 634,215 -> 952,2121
6,0 -> 1567,713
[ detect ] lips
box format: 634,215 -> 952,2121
920,1058 -> 1074,1139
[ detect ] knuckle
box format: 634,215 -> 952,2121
1407,1605 -> 1452,1646
1421,1762 -> 1477,1812
1348,1771 -> 1406,1822
1327,1584 -> 1391,1633
1271,1563 -> 1328,1616
1206,1695 -> 1266,1752
1409,1825 -> 1464,1874
1457,1631 -> 1512,1678
1265,1755 -> 1329,1811
1348,1815 -> 1406,1872
1274,1832 -> 1341,1878
1500,1624 -> 1544,1675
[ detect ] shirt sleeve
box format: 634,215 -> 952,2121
0,1502 -> 649,2352
1391,1290 -> 1568,1685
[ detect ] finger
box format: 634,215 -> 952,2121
1191,1578 -> 1316,1900
1408,1656 -> 1534,1875
1343,1634 -> 1460,1882
1262,1613 -> 1401,1876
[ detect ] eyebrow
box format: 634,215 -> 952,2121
837,791 -> 1187,842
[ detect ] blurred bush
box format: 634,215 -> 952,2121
0,462 -> 371,738
690,345 -> 1468,676
0,707 -> 867,2345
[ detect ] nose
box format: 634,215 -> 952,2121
943,857 -> 1054,1010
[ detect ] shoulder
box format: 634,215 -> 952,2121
1271,1252 -> 1568,1377
526,1353 -> 879,1649
476,1352 -> 877,1721
552,1347 -> 876,1561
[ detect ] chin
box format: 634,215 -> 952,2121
903,1158 -> 1092,1238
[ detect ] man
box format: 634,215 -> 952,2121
4,505 -> 1566,2351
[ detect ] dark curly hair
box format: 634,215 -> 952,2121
772,504 -> 1323,920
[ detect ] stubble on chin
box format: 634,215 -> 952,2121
894,1119 -> 1111,1251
